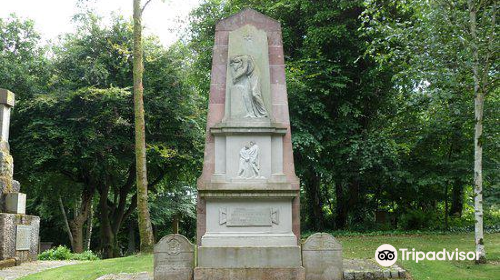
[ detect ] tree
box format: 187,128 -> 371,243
133,0 -> 154,254
187,0 -> 400,231
10,13 -> 203,257
363,0 -> 498,261
0,15 -> 50,99
467,0 -> 497,263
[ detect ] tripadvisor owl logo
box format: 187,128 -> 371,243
375,244 -> 481,266
375,244 -> 398,266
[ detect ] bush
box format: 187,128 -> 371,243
72,250 -> 100,261
399,209 -> 440,230
38,245 -> 99,261
38,245 -> 72,260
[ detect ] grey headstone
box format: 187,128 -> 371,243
302,233 -> 343,280
154,234 -> 194,280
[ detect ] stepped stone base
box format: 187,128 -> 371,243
0,213 -> 39,262
197,246 -> 302,268
194,267 -> 306,280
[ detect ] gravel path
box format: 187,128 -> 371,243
0,260 -> 80,280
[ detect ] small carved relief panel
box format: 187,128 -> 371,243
237,141 -> 265,179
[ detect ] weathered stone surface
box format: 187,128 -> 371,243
197,246 -> 302,268
154,234 -> 194,280
215,8 -> 281,32
195,9 -> 304,280
303,233 -> 343,280
0,89 -> 15,107
0,213 -> 39,262
194,267 -> 305,280
15,225 -> 31,250
4,193 -> 26,214
343,259 -> 407,279
225,24 -> 271,120
0,89 -> 14,145
0,258 -> 16,269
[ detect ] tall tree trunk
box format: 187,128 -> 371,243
468,0 -> 486,263
335,182 -> 347,229
69,222 -> 84,253
305,172 -> 325,231
172,214 -> 180,234
444,184 -> 449,230
85,203 -> 93,251
133,0 -> 154,253
98,185 -> 117,258
127,221 -> 136,255
348,178 -> 361,223
58,196 -> 74,248
450,184 -> 464,217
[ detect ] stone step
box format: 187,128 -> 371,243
194,267 -> 305,280
197,246 -> 302,268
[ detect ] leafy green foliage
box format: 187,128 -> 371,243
4,13 -> 204,254
38,245 -> 99,261
0,15 -> 50,99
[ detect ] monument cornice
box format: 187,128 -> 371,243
197,189 -> 299,198
210,121 -> 287,135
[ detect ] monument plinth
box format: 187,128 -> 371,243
0,88 -> 40,264
195,9 -> 304,280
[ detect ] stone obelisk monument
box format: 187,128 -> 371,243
195,9 -> 305,279
0,89 -> 40,265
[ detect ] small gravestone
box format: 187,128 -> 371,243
303,233 -> 343,280
154,234 -> 194,280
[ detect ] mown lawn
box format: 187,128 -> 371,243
337,232 -> 500,280
19,232 -> 500,280
19,254 -> 153,280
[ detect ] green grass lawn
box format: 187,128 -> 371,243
19,232 -> 500,280
337,232 -> 500,280
19,254 -> 153,280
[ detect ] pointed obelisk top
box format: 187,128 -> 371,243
216,8 -> 281,31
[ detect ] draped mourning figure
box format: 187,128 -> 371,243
238,141 -> 261,178
229,55 -> 268,118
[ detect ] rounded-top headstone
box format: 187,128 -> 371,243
303,232 -> 342,251
154,234 -> 194,254
154,234 -> 194,280
302,233 -> 343,280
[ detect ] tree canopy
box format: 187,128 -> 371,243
0,0 -> 498,258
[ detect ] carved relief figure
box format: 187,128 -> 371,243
238,141 -> 262,178
229,55 -> 268,118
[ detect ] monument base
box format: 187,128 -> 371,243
194,267 -> 306,280
198,246 -> 302,268
0,213 -> 40,262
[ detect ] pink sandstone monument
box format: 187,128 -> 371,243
194,8 -> 305,280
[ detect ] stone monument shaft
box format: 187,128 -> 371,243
0,88 -> 40,264
195,9 -> 304,279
